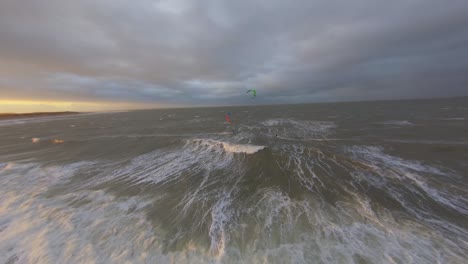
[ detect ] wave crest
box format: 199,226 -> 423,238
190,139 -> 265,154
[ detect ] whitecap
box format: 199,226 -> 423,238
191,139 -> 265,154
261,119 -> 336,138
438,117 -> 464,121
379,120 -> 414,126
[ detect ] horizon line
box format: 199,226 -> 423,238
2,94 -> 466,114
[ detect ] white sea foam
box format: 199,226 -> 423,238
0,161 -> 215,263
1,153 -> 466,263
246,187 -> 467,264
255,188 -> 313,235
0,119 -> 27,127
0,113 -> 87,127
261,118 -> 336,139
262,119 -> 282,126
347,146 -> 443,175
380,120 -> 414,126
216,131 -> 234,135
438,117 -> 465,121
1,184 -> 159,263
188,117 -> 211,124
384,139 -> 468,145
209,193 -> 232,257
191,139 -> 265,154
346,146 -> 468,216
82,138 -> 256,187
275,145 -> 336,194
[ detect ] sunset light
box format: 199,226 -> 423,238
0,100 -> 161,113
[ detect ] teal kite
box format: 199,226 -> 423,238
246,89 -> 256,98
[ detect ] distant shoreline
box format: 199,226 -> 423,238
0,111 -> 82,120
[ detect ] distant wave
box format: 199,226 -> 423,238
0,119 -> 27,127
261,118 -> 336,138
262,119 -> 283,126
190,139 -> 265,154
379,120 -> 414,126
384,139 -> 468,145
437,117 -> 464,121
262,119 -> 335,129
0,112 -> 97,127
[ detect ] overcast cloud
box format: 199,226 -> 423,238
1,0 -> 468,108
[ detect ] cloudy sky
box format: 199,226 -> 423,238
1,0 -> 468,112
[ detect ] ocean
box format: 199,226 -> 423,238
0,97 -> 467,263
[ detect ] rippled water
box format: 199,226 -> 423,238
0,97 -> 467,263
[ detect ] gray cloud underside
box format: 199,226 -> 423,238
1,0 -> 468,106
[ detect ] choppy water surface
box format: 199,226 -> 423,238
0,97 -> 467,263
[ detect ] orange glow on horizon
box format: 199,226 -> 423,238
0,100 -> 164,113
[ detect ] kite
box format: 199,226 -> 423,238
246,89 -> 256,98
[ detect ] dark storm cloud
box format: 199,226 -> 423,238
1,0 -> 468,106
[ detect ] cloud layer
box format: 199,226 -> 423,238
1,0 -> 468,108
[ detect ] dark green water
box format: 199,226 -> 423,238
0,97 -> 467,263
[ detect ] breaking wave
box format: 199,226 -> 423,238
1,141 -> 467,263
191,139 -> 265,154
